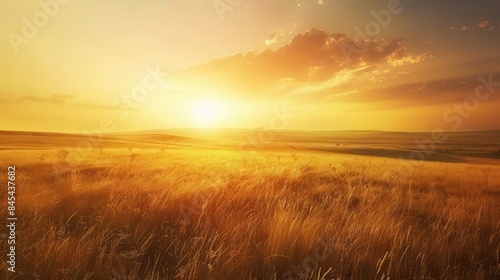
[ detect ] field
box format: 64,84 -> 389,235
0,130 -> 499,279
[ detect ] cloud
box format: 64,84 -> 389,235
0,94 -> 73,104
264,32 -> 285,46
479,20 -> 490,28
265,34 -> 277,46
327,73 -> 500,108
388,52 -> 432,66
167,28 -> 422,101
449,19 -> 496,31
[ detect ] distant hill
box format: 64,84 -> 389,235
1,129 -> 499,164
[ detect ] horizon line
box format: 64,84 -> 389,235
1,128 -> 500,135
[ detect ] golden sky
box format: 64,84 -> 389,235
1,0 -> 499,132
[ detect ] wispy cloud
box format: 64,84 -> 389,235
449,19 -> 496,31
330,73 -> 500,107
0,94 -> 73,104
388,52 -> 432,66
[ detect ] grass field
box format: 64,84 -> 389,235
0,130 -> 499,279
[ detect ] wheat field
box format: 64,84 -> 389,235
0,136 -> 499,280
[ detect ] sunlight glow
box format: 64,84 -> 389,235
192,99 -> 226,126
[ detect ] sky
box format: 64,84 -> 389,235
1,0 -> 499,132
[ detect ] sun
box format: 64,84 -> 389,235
192,99 -> 225,126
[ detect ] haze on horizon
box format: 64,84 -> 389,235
1,0 -> 499,133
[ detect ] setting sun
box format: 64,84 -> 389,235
192,99 -> 226,126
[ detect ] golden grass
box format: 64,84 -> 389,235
0,147 -> 499,279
